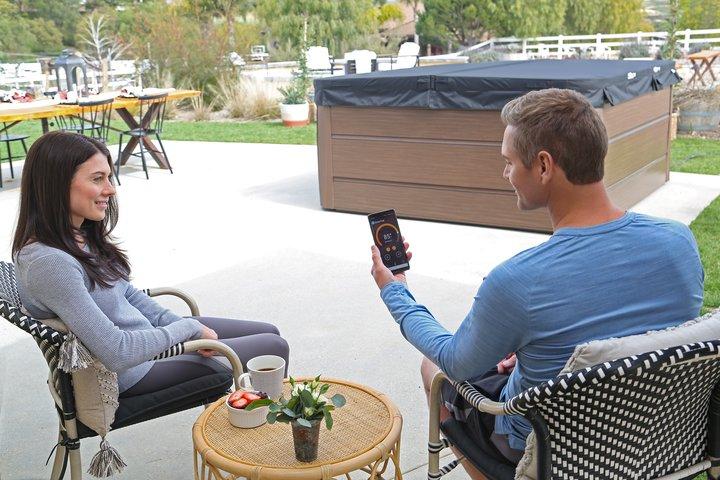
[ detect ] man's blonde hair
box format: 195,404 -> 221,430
500,88 -> 608,184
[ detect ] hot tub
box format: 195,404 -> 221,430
313,60 -> 680,232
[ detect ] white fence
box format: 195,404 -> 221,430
0,59 -> 136,90
460,27 -> 720,59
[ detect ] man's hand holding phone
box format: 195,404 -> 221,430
371,239 -> 412,289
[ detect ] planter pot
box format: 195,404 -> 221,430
678,108 -> 720,133
291,419 -> 320,462
280,102 -> 309,127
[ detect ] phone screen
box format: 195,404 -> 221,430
368,209 -> 410,273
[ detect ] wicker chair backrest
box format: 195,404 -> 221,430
0,261 -> 67,397
508,341 -> 720,479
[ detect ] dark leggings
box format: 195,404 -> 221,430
121,317 -> 290,397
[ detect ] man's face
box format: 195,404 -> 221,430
501,126 -> 546,211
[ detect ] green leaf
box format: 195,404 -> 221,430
287,396 -> 299,410
282,407 -> 298,418
331,394 -> 346,408
323,409 -> 333,430
300,389 -> 315,407
267,412 -> 278,424
245,398 -> 273,411
268,403 -> 282,413
275,414 -> 292,423
319,384 -> 330,394
296,418 -> 312,428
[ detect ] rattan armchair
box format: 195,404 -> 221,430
428,341 -> 720,480
0,261 -> 243,480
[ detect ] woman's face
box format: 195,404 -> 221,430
69,152 -> 116,229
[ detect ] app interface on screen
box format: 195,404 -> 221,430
370,211 -> 409,271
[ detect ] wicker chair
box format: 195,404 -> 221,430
428,340 -> 720,480
0,261 -> 243,480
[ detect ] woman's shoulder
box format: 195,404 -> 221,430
15,242 -> 82,273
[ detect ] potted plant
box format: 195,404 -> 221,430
247,376 -> 346,462
279,46 -> 311,127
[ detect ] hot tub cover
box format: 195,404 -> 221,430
313,59 -> 680,110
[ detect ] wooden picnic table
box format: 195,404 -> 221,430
687,50 -> 720,86
0,89 -> 200,169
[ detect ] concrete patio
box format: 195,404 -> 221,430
0,140 -> 718,479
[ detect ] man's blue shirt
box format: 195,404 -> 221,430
380,212 -> 704,450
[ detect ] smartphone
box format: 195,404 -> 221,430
368,209 -> 410,273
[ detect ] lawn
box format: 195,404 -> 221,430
0,120 -> 718,311
1,119 -> 317,159
672,137 -> 720,175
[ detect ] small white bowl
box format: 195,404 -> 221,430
225,397 -> 269,428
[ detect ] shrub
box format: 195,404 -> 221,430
189,96 -> 214,121
618,43 -> 650,59
213,75 -> 280,120
469,49 -> 502,63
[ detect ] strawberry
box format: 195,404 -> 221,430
228,390 -> 244,403
242,392 -> 262,402
231,398 -> 249,409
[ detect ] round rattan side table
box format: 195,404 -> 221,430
192,377 -> 403,480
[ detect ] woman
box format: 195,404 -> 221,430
12,131 -> 289,396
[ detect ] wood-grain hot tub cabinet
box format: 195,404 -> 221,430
314,60 -> 680,232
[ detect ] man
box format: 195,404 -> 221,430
370,88 -> 704,478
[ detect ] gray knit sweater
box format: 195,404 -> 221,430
15,242 -> 204,392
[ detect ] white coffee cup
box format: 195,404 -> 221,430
238,355 -> 285,400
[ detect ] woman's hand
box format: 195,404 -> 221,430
198,325 -> 218,358
370,239 -> 412,289
497,353 -> 517,374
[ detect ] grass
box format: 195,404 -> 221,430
691,194 -> 720,313
0,121 -> 717,311
671,137 -> 720,175
0,118 -> 316,159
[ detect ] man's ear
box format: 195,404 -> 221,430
537,150 -> 554,185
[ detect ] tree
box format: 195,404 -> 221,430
0,0 -> 62,58
493,0 -> 567,37
20,0 -> 82,46
677,0 -> 720,29
180,0 -> 254,49
255,0 -> 378,56
80,14 -> 130,89
416,0 -> 498,50
564,0 -> 646,34
596,0 -> 648,33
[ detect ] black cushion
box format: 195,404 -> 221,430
440,418 -> 517,480
76,371 -> 232,439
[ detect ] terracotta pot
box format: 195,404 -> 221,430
291,419 -> 320,462
280,102 -> 309,127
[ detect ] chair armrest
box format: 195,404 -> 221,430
434,371 -> 509,416
144,287 -> 200,317
454,380 -> 508,416
153,339 -> 244,390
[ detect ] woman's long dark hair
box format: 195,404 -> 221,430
12,131 -> 130,289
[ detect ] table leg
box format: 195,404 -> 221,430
115,106 -> 170,169
41,118 -> 49,134
115,108 -> 140,166
701,57 -> 718,83
139,103 -> 170,169
363,437 -> 402,480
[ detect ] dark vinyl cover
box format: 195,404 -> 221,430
313,59 -> 680,110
